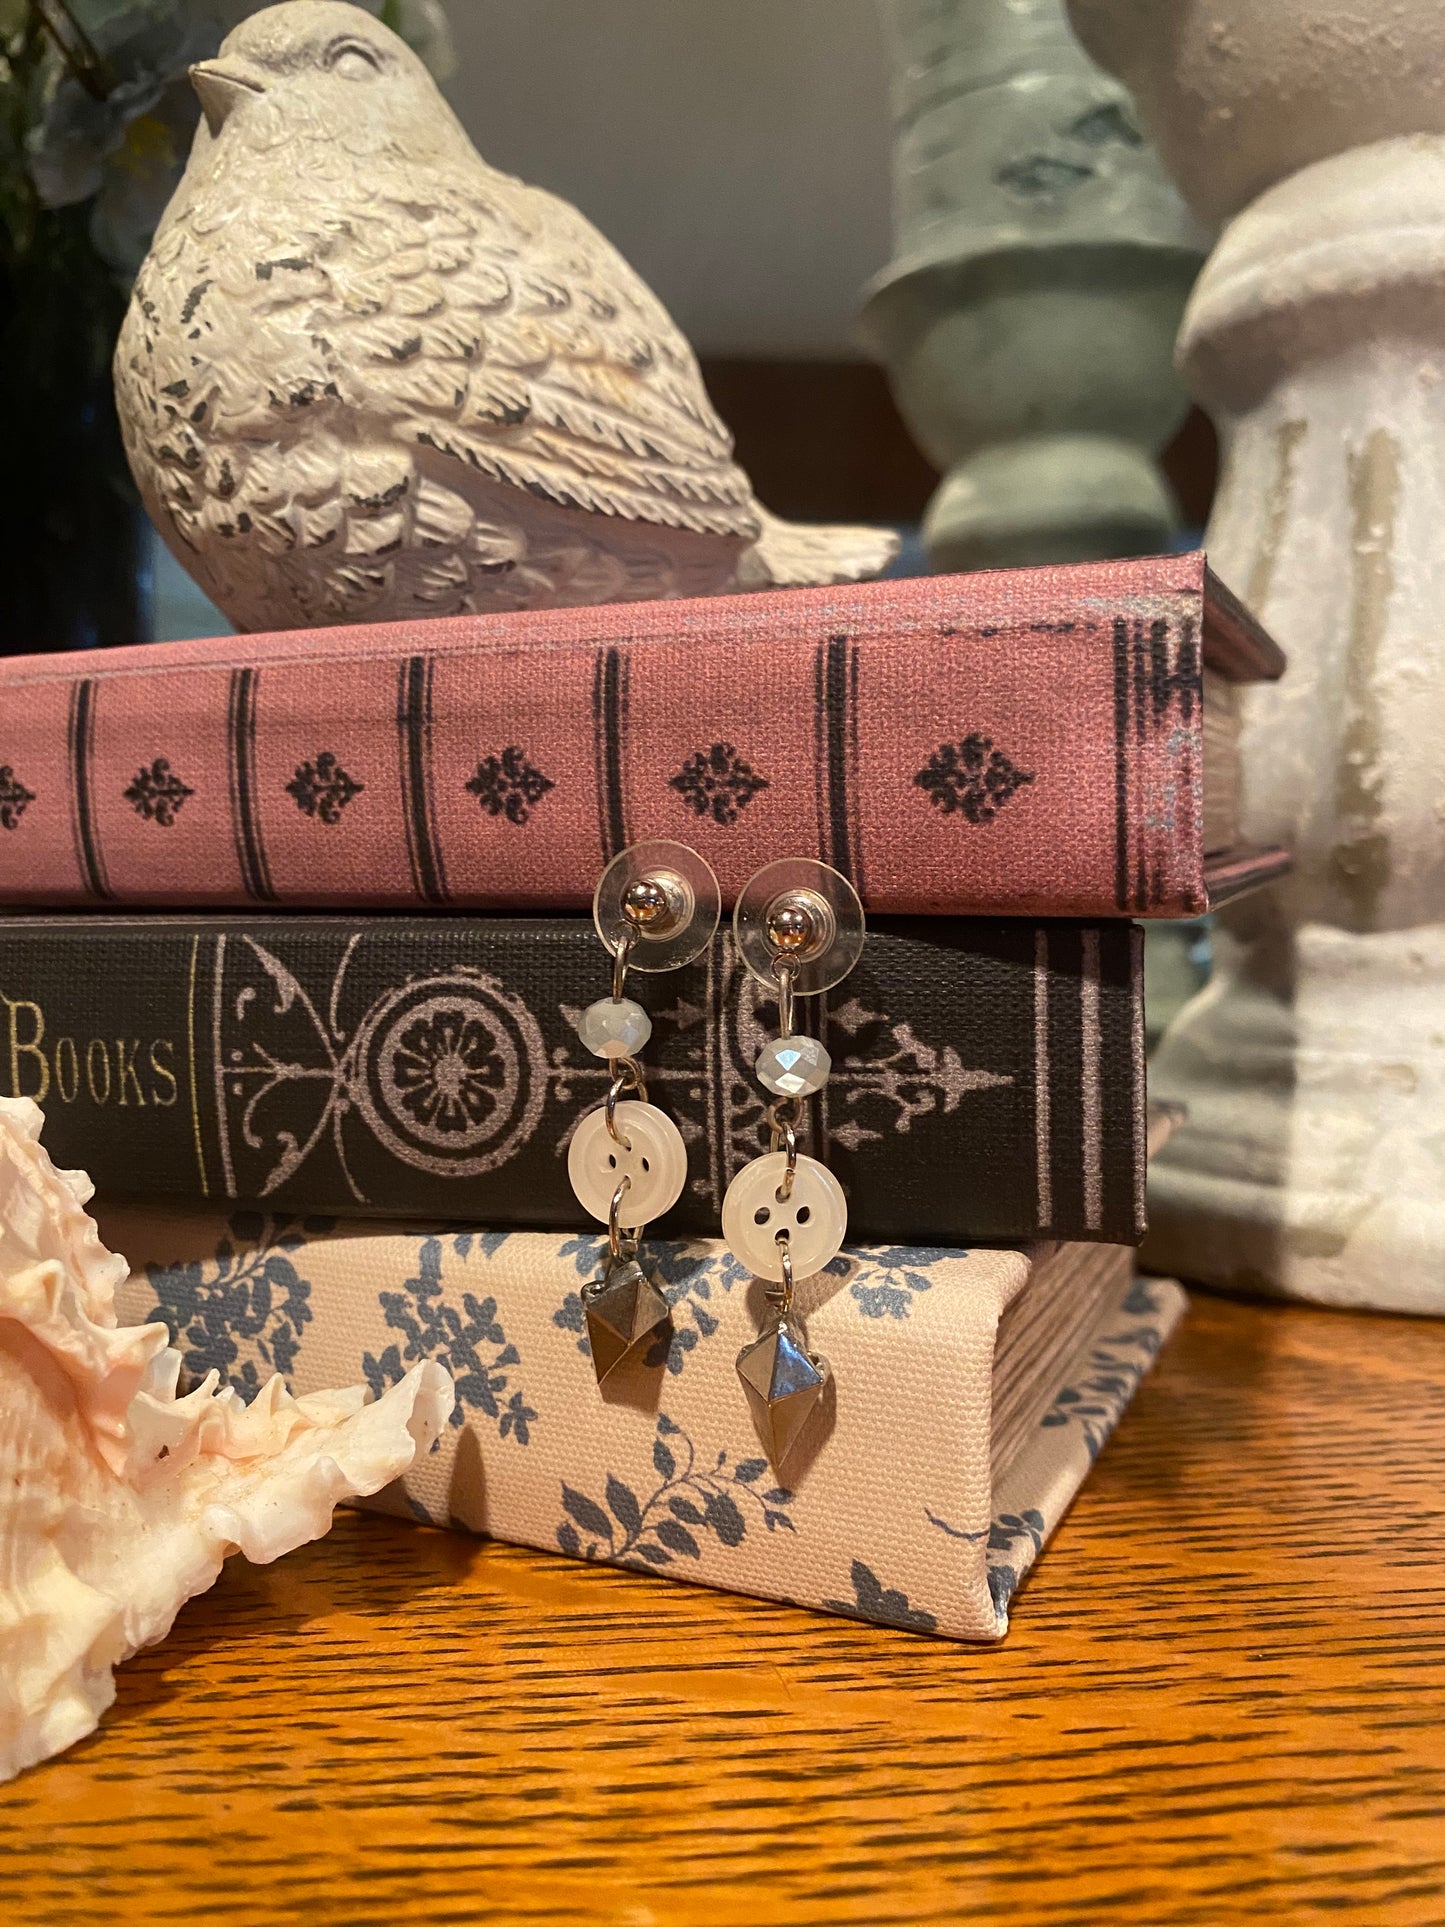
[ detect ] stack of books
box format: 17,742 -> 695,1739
0,551 -> 1285,1639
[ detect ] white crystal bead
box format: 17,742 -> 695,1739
756,1034 -> 831,1097
721,1150 -> 847,1282
579,996 -> 651,1059
568,1101 -> 687,1224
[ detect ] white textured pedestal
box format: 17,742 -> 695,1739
1146,919 -> 1445,1314
1141,136 -> 1445,1314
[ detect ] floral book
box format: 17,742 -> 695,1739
0,912 -> 1145,1246
101,1204 -> 1186,1643
0,551 -> 1285,918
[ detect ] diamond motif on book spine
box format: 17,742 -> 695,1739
123,758 -> 194,826
669,742 -> 769,826
465,747 -> 554,825
914,736 -> 1035,824
287,752 -> 363,824
0,767 -> 35,830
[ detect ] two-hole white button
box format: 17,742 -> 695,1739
721,1150 -> 847,1282
568,1101 -> 688,1225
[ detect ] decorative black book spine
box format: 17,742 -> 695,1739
0,914 -> 1144,1244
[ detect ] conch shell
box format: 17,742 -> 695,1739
0,1096 -> 454,1782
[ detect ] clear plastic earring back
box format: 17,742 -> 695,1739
593,838 -> 721,973
733,857 -> 865,996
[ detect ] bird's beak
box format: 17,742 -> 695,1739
190,61 -> 265,136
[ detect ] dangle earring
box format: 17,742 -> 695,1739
567,840 -> 720,1385
723,858 -> 865,1466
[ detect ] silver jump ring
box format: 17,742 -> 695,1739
766,1098 -> 800,1200
619,1054 -> 649,1107
779,1122 -> 798,1202
773,957 -> 797,1040
607,1173 -> 639,1262
604,1054 -> 649,1146
604,1071 -> 631,1148
610,924 -> 636,1002
767,1230 -> 795,1317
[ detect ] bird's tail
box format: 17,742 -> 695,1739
743,508 -> 899,589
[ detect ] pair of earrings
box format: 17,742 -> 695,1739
565,838 -> 864,1467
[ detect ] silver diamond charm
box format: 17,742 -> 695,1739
736,1320 -> 831,1467
582,1258 -> 671,1384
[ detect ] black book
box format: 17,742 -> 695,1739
0,913 -> 1144,1244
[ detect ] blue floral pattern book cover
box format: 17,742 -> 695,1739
104,1208 -> 1185,1642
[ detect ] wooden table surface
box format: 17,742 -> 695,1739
4,1290 -> 1444,1926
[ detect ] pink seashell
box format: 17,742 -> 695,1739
0,1095 -> 454,1781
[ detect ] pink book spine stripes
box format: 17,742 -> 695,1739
0,552 -> 1230,917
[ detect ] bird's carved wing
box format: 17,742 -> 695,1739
310,173 -> 762,543
115,162 -> 765,630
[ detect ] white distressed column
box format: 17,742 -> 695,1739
1069,1 -> 1445,1313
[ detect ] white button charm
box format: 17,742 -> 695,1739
721,1150 -> 847,1282
568,1100 -> 687,1225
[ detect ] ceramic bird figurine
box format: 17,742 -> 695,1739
114,0 -> 897,633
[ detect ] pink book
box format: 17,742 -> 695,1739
0,552 -> 1284,917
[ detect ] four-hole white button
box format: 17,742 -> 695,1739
721,1150 -> 847,1282
568,1101 -> 688,1225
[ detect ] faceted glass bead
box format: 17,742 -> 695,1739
580,996 -> 651,1058
756,1034 -> 831,1097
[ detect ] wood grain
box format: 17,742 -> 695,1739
3,1292 -> 1444,1926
